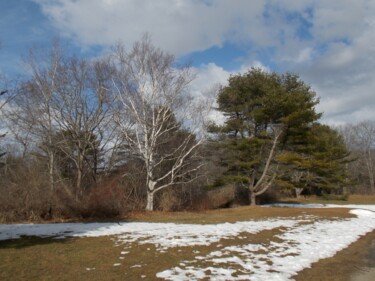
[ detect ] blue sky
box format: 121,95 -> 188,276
1,0 -> 375,125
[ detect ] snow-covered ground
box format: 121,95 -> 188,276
1,204 -> 375,280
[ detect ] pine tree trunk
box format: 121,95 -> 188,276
250,191 -> 256,206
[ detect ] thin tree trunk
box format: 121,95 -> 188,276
250,190 -> 256,206
49,151 -> 55,191
146,191 -> 154,211
366,151 -> 375,193
251,128 -> 282,193
295,187 -> 303,198
76,150 -> 85,198
48,150 -> 55,218
76,168 -> 82,197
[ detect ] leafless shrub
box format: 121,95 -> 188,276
0,155 -> 52,222
205,185 -> 236,209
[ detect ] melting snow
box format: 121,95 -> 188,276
1,204 -> 375,280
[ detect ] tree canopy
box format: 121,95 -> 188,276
277,123 -> 350,197
209,68 -> 343,205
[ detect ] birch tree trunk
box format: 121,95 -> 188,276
146,191 -> 155,211
112,36 -> 205,211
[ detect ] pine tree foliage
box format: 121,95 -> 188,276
277,124 -> 350,195
210,68 -> 322,205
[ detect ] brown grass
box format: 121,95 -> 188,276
0,205 -> 373,280
127,205 -> 354,224
295,230 -> 375,281
279,194 -> 375,205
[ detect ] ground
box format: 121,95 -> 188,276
1,196 -> 375,280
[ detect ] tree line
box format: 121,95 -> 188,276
0,36 -> 374,222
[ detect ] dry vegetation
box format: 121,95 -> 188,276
279,194 -> 375,205
1,205 -> 372,281
1,38 -> 375,224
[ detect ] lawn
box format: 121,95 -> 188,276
1,198 -> 375,280
279,194 -> 375,205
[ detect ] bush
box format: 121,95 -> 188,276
157,188 -> 180,212
0,156 -> 54,222
320,193 -> 349,201
257,188 -> 281,205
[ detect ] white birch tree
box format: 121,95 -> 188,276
112,36 -> 203,211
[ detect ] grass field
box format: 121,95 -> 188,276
279,194 -> 375,205
1,196 -> 375,280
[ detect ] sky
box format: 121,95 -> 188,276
1,0 -> 375,125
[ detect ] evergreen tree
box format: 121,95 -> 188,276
278,124 -> 350,197
210,68 -> 321,205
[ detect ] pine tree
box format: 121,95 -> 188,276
210,68 -> 320,205
277,124 -> 350,197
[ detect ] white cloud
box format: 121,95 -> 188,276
189,63 -> 231,126
310,0 -> 366,43
35,0 -> 268,55
34,0 -> 375,124
190,60 -> 271,101
281,47 -> 313,64
191,63 -> 230,94
190,61 -> 271,126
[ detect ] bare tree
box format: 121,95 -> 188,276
6,43 -> 118,197
1,42 -> 15,158
50,56 -> 116,196
338,121 -> 375,193
112,36 -> 203,211
6,45 -> 61,190
0,89 -> 8,158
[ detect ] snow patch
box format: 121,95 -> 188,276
157,214 -> 375,280
2,204 -> 375,280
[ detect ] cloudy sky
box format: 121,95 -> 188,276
1,0 -> 375,125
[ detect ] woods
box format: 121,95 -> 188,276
0,38 -> 373,221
